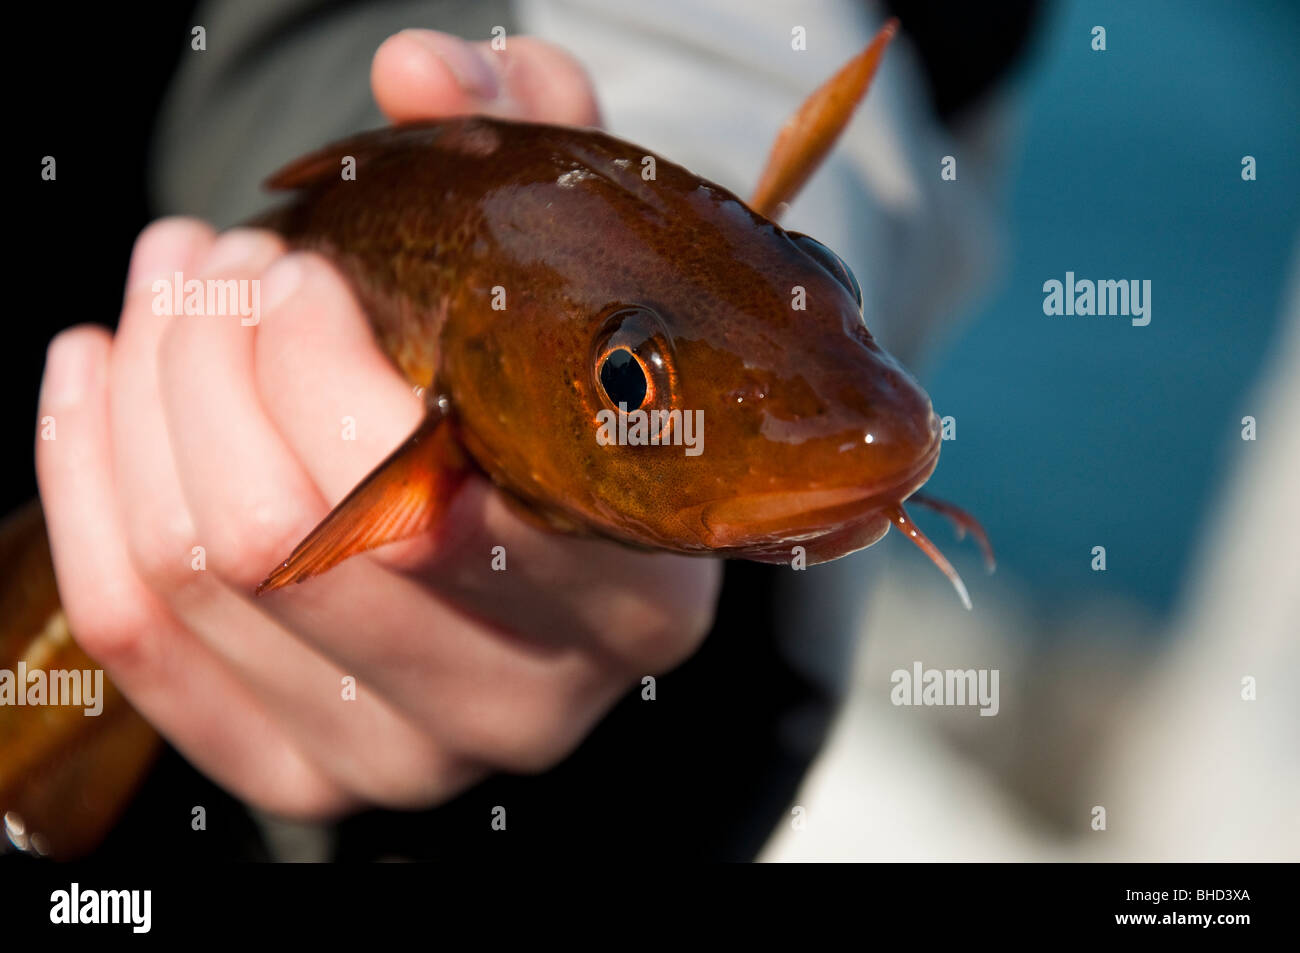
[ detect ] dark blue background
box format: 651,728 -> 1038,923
914,0 -> 1300,626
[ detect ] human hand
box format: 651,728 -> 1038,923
35,31 -> 720,817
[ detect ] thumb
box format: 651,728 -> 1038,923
372,29 -> 602,128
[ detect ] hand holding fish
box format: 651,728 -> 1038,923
14,20 -> 991,854
31,32 -> 721,818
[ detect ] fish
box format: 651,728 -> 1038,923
2,19 -> 991,858
251,19 -> 992,603
0,501 -> 161,858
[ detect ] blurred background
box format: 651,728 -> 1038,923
766,0 -> 1300,860
923,0 -> 1299,623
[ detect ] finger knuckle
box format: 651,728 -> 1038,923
61,579 -> 154,669
455,692 -> 583,775
205,500 -> 315,591
357,739 -> 469,809
244,766 -> 355,822
126,516 -> 203,595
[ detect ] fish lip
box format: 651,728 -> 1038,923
695,431 -> 942,549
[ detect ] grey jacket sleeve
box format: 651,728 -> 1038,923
150,0 -> 515,226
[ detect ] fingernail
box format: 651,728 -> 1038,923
202,228 -> 274,274
261,254 -> 305,314
41,332 -> 100,410
403,29 -> 500,100
125,218 -> 199,296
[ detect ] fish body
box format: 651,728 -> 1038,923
255,116 -> 941,573
3,21 -> 991,858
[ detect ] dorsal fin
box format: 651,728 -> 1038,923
749,18 -> 898,220
263,119 -> 511,191
264,123 -> 450,191
264,144 -> 356,191
265,127 -> 398,190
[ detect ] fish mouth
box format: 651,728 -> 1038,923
687,431 -> 993,610
693,433 -> 942,551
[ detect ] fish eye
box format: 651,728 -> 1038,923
599,347 -> 649,410
592,306 -> 677,417
789,232 -> 863,311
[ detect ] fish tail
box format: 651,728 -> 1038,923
0,500 -> 160,858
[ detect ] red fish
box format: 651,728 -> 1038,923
251,20 -> 992,605
2,19 -> 990,858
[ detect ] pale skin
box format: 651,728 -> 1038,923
34,30 -> 722,818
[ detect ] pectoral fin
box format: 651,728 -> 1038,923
749,18 -> 898,220
257,400 -> 469,594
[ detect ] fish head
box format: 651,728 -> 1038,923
446,139 -> 940,564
